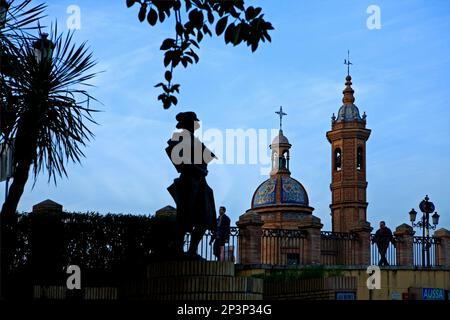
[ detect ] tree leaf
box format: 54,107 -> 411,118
215,15 -> 228,36
251,41 -> 258,52
160,38 -> 175,50
197,30 -> 203,42
126,0 -> 136,8
245,6 -> 255,21
159,8 -> 165,22
224,23 -> 235,44
186,50 -> 199,63
207,11 -> 214,24
147,8 -> 158,26
190,39 -> 200,49
138,4 -> 147,22
253,7 -> 262,18
203,24 -> 212,37
185,0 -> 192,11
163,101 -> 171,109
176,21 -> 183,36
170,95 -> 178,106
163,52 -> 172,67
189,9 -> 203,29
172,84 -> 180,93
173,0 -> 181,11
164,70 -> 172,82
232,24 -> 241,46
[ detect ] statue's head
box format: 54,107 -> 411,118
176,111 -> 200,133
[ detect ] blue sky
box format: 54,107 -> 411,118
9,0 -> 450,231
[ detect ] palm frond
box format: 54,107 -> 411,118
6,23 -> 100,184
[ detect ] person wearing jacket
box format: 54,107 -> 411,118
372,221 -> 395,266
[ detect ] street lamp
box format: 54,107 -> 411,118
0,0 -> 9,29
409,208 -> 417,223
409,195 -> 439,267
431,212 -> 440,226
32,32 -> 54,63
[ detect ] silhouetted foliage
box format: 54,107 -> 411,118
12,211 -> 177,273
1,2 -> 99,298
126,0 -> 274,109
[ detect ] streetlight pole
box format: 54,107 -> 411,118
409,195 -> 440,267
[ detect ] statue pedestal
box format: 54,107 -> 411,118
125,261 -> 262,300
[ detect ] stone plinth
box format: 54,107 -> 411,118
237,211 -> 263,265
394,224 -> 415,267
350,221 -> 373,266
434,228 -> 450,268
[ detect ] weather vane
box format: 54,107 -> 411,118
344,50 -> 352,76
275,106 -> 287,131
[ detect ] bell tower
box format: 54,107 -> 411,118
270,106 -> 291,177
326,67 -> 371,233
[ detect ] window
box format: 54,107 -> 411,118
272,152 -> 278,170
287,253 -> 300,265
334,148 -> 342,171
357,147 -> 363,171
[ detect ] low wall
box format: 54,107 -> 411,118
264,276 -> 357,300
342,267 -> 450,300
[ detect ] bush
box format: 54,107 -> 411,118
255,266 -> 343,281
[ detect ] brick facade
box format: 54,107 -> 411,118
326,75 -> 371,234
434,228 -> 450,268
394,224 -> 415,267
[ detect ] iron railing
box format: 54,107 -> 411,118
370,234 -> 397,266
320,231 -> 358,265
186,229 -> 444,268
261,229 -> 307,266
413,236 -> 439,267
184,227 -> 240,262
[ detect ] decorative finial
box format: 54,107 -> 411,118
342,52 -> 355,105
275,106 -> 287,132
344,50 -> 352,77
362,111 -> 367,120
331,113 -> 336,122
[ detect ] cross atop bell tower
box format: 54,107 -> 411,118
275,106 -> 287,132
270,106 -> 291,177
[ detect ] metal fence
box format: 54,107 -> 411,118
370,234 -> 397,266
413,236 -> 439,267
184,227 -> 240,262
187,229 -> 443,268
261,229 -> 307,266
370,235 -> 441,267
320,231 -> 358,265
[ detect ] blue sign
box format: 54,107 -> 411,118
391,292 -> 401,300
336,292 -> 356,300
422,288 -> 445,300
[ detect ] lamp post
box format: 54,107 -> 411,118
32,32 -> 54,64
409,195 -> 440,267
0,0 -> 9,29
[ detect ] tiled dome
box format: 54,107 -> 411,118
251,175 -> 309,208
336,104 -> 363,122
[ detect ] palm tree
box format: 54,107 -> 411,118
1,1 -> 99,298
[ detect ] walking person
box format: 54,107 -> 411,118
372,221 -> 395,266
210,206 -> 231,261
